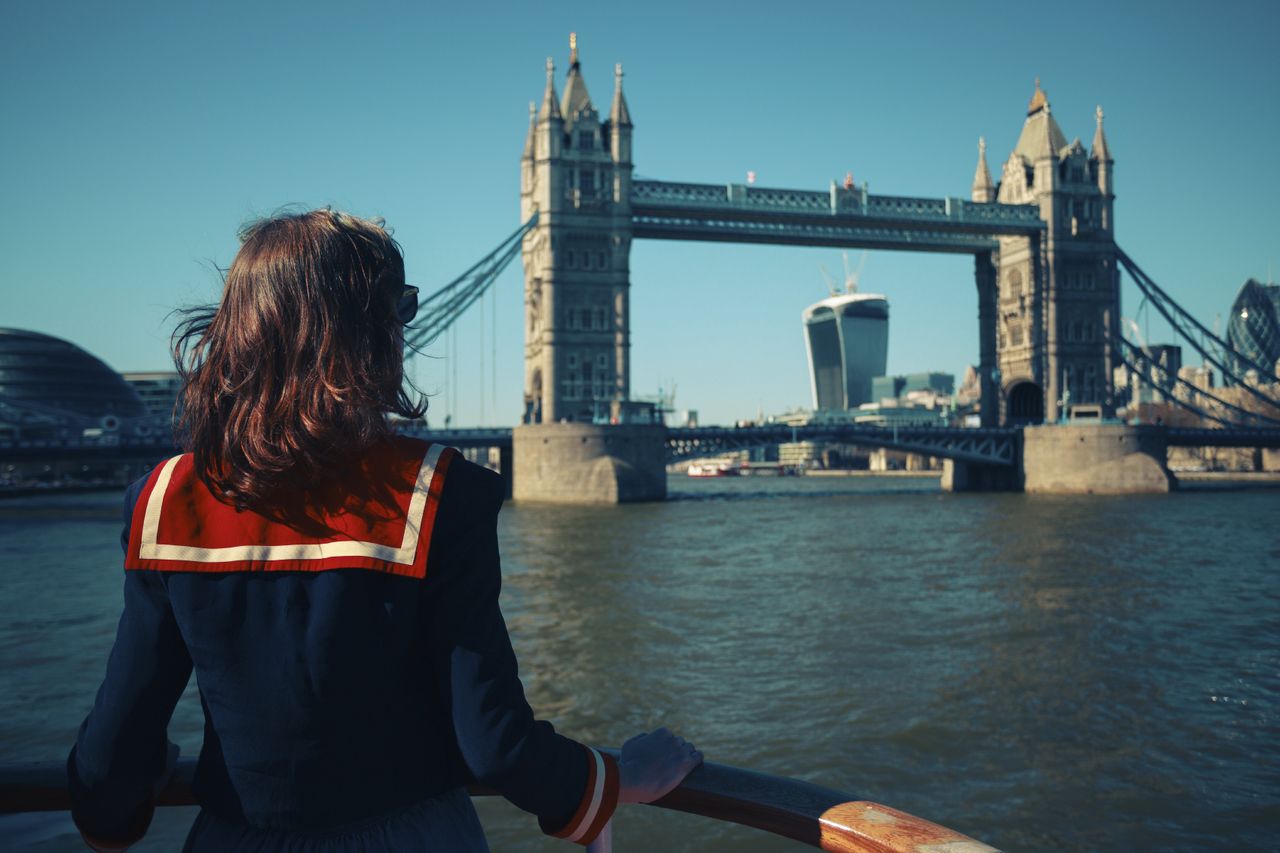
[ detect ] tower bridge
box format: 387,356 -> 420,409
520,41 -> 1118,441
513,38 -> 1129,499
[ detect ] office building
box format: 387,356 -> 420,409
803,293 -> 889,410
1226,279 -> 1280,384
122,371 -> 183,420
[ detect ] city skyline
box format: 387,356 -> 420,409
3,1 -> 1278,426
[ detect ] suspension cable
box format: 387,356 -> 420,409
1115,338 -> 1280,428
405,215 -> 536,352
1117,250 -> 1280,414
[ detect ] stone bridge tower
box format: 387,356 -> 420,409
520,35 -> 633,424
972,81 -> 1119,423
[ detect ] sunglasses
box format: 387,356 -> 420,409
397,285 -> 419,325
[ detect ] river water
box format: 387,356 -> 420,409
1,475 -> 1277,851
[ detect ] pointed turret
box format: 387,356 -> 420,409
522,101 -> 536,161
972,137 -> 995,203
1091,105 -> 1115,231
1090,104 -> 1111,162
1014,78 -> 1068,165
1027,79 -> 1048,115
539,57 -> 561,122
560,32 -> 595,124
608,62 -> 633,167
534,57 -> 563,165
610,62 -> 631,127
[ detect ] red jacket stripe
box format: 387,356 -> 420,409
125,440 -> 455,578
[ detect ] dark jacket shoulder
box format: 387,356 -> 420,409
427,453 -> 505,561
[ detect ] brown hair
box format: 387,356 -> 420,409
173,209 -> 425,511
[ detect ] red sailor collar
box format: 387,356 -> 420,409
124,439 -> 456,578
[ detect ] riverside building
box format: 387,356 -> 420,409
122,371 -> 183,420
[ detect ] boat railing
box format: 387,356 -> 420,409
0,756 -> 999,852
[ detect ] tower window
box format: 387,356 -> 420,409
578,130 -> 594,149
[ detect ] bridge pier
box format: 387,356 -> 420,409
1020,423 -> 1173,494
512,423 -> 666,503
942,424 -> 1176,493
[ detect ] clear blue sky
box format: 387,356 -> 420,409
3,0 -> 1277,426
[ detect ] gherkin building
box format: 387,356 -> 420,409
1225,279 -> 1280,385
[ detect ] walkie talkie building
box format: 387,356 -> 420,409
802,293 -> 889,410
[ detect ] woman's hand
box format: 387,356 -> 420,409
617,727 -> 703,804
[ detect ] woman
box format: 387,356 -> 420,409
68,209 -> 701,851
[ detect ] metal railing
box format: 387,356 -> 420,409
0,758 -> 999,853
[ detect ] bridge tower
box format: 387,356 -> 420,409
520,35 -> 634,424
980,82 -> 1119,424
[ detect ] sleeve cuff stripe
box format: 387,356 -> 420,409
576,753 -> 619,846
564,748 -> 606,843
553,747 -> 620,845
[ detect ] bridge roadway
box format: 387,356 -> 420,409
629,180 -> 1045,253
7,424 -> 1280,468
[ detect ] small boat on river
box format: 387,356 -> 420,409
687,460 -> 742,477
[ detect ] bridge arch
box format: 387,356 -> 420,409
1006,380 -> 1045,425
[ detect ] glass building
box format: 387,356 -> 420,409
871,372 -> 954,402
802,293 -> 889,410
1226,279 -> 1280,384
0,328 -> 147,439
123,371 -> 183,419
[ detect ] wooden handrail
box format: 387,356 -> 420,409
0,758 -> 999,853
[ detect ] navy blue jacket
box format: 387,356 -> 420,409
68,440 -> 618,848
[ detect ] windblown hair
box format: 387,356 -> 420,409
173,209 -> 425,512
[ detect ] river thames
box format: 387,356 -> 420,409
1,474 -> 1277,851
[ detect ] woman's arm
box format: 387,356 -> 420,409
426,461 -> 701,846
67,480 -> 193,850
427,461 -> 619,845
